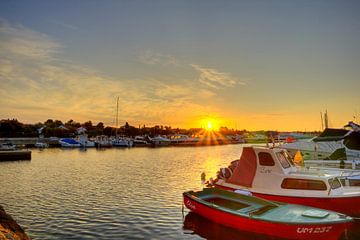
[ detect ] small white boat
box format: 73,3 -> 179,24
169,134 -> 199,146
112,137 -> 133,147
0,142 -> 16,151
35,142 -> 48,148
150,136 -> 171,147
280,122 -> 360,160
133,136 -> 150,147
77,134 -> 95,148
95,135 -> 112,148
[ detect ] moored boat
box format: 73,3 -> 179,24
280,122 -> 360,160
59,138 -> 81,148
149,136 -> 171,147
34,142 -> 48,148
212,146 -> 360,216
112,137 -> 133,147
133,136 -> 150,147
0,142 -> 16,151
183,188 -> 352,240
94,135 -> 112,148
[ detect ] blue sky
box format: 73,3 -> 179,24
0,0 -> 359,130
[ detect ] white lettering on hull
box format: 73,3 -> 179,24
296,226 -> 332,234
185,199 -> 196,210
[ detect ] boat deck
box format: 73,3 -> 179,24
255,204 -> 345,223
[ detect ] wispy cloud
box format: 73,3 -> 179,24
190,64 -> 244,89
51,20 -> 78,30
138,50 -> 178,66
0,20 -> 222,127
0,19 -> 60,60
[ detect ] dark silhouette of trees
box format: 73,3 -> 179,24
0,119 -> 24,137
0,118 -> 258,138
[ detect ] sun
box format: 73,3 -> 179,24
201,118 -> 219,131
207,121 -> 213,130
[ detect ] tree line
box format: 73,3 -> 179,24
0,118 -> 246,138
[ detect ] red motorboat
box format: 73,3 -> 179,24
183,188 -> 352,240
212,146 -> 360,216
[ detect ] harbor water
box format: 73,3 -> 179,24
0,145 -> 359,239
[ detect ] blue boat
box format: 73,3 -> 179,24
59,138 -> 81,148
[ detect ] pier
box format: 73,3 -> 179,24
0,138 -> 60,147
0,150 -> 31,161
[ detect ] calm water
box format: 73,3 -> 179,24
0,145 -> 359,240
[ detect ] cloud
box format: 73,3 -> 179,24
190,64 -> 244,89
0,20 -> 222,127
138,50 -> 178,66
0,19 -> 60,60
51,20 -> 78,30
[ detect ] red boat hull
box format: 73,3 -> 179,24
184,195 -> 351,240
215,184 -> 360,217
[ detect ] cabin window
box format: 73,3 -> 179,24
281,178 -> 327,191
276,152 -> 291,169
258,152 -> 275,166
282,150 -> 295,167
328,178 -> 342,189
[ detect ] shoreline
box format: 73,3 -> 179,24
0,205 -> 30,240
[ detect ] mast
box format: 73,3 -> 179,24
320,112 -> 324,130
324,110 -> 329,129
116,96 -> 119,128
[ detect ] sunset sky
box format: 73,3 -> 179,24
0,0 -> 359,131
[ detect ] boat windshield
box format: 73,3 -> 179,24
276,151 -> 294,169
328,178 -> 342,189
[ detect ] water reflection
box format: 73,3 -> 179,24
341,220 -> 360,240
0,146 -> 359,239
183,212 -> 278,240
183,212 -> 356,240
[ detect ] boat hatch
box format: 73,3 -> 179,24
301,209 -> 329,218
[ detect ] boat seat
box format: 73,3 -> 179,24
248,204 -> 278,217
238,205 -> 261,214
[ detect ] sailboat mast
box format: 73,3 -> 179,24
116,96 -> 119,128
324,110 -> 329,129
320,112 -> 324,130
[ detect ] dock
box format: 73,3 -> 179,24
0,150 -> 31,161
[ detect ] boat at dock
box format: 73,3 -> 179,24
112,137 -> 133,147
94,135 -> 112,148
149,136 -> 171,147
212,146 -> 360,216
0,142 -> 16,151
280,122 -> 360,160
183,188 -> 352,240
35,138 -> 49,148
59,138 -> 81,148
169,134 -> 200,146
77,134 -> 95,148
133,136 -> 150,147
